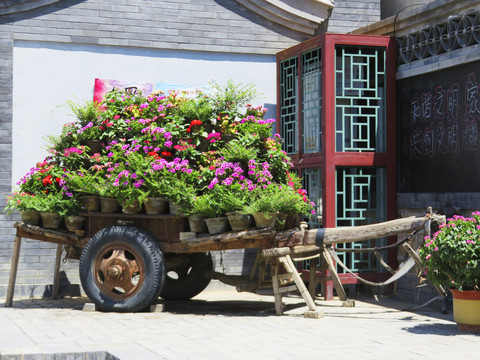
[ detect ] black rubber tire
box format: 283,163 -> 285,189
79,226 -> 165,312
160,252 -> 214,300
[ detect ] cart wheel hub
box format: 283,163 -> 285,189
108,265 -> 123,278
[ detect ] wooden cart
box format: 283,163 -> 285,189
5,211 -> 443,316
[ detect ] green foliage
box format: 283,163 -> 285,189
5,192 -> 42,213
271,186 -> 314,215
190,185 -> 245,218
219,140 -> 259,169
211,80 -> 258,119
25,191 -> 81,217
419,212 -> 480,291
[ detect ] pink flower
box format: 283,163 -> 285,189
426,254 -> 432,260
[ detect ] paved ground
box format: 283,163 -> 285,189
0,288 -> 478,360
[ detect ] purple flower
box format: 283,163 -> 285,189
222,177 -> 233,185
208,177 -> 218,189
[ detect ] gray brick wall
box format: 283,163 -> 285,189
0,0 -> 307,300
0,0 -> 382,300
327,0 -> 381,34
3,0 -> 306,55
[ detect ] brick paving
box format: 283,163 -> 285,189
0,289 -> 478,360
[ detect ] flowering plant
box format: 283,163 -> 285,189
6,81 -> 317,225
5,192 -> 42,214
419,212 -> 480,291
30,191 -> 82,217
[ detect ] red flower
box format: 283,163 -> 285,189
148,151 -> 159,158
190,119 -> 202,126
209,166 -> 215,170
186,127 -> 191,133
161,151 -> 172,157
55,177 -> 61,183
42,175 -> 53,186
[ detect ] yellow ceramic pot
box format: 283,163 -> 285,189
451,289 -> 480,332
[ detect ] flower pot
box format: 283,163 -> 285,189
169,202 -> 184,216
205,217 -> 229,235
226,211 -> 254,231
196,141 -> 209,153
253,212 -> 278,228
85,139 -> 103,155
285,213 -> 302,229
451,289 -> 480,332
65,215 -> 86,232
40,212 -> 62,229
122,200 -> 141,214
20,210 -> 41,226
80,195 -> 100,212
188,215 -> 208,233
100,197 -> 121,213
144,197 -> 168,215
275,212 -> 288,231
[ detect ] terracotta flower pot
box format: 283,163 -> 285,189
21,210 -> 41,226
188,215 -> 208,233
226,211 -> 254,231
169,202 -> 184,216
275,213 -> 288,231
451,289 -> 480,332
65,215 -> 86,232
144,197 -> 168,215
122,200 -> 141,214
253,212 -> 277,228
100,197 -> 121,213
84,139 -> 103,155
205,217 -> 229,234
80,195 -> 100,212
285,213 -> 302,229
40,212 -> 62,229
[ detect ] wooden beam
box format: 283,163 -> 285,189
302,215 -> 443,246
5,236 -> 22,307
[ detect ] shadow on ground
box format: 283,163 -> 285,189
403,322 -> 480,336
2,296 -> 306,317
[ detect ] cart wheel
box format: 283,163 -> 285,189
160,252 -> 214,300
79,226 -> 165,312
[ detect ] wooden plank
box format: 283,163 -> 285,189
15,223 -> 87,247
53,244 -> 63,299
300,215 -> 443,246
280,255 -> 317,311
5,236 -> 22,307
308,257 -> 318,299
180,228 -> 275,247
271,261 -> 284,316
321,248 -> 347,301
161,236 -> 275,253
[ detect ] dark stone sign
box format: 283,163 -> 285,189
397,61 -> 480,193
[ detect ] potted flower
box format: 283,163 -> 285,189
420,212 -> 480,332
64,99 -> 104,154
189,192 -> 229,235
5,192 -> 43,225
243,185 -> 279,229
30,191 -> 81,229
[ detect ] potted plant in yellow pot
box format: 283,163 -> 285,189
420,212 -> 480,332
